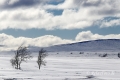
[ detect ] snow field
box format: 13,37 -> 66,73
0,52 -> 120,80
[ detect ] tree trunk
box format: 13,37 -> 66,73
16,59 -> 19,69
18,64 -> 21,69
39,64 -> 41,70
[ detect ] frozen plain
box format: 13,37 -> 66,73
0,51 -> 120,80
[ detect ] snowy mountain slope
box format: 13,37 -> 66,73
29,39 -> 120,52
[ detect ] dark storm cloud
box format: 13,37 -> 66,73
0,0 -> 65,9
0,0 -> 43,9
9,0 -> 40,7
82,0 -> 101,7
72,0 -> 120,15
0,0 -> 58,9
73,0 -> 102,7
97,9 -> 120,15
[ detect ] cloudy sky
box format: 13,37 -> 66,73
0,0 -> 120,51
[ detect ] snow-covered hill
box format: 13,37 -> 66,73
29,39 -> 120,52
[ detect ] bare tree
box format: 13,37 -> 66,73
10,45 -> 32,69
37,48 -> 47,70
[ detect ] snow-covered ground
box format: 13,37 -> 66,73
0,51 -> 120,80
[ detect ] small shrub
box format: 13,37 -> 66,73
99,53 -> 107,57
86,75 -> 95,79
64,78 -> 69,80
118,53 -> 120,58
79,52 -> 84,54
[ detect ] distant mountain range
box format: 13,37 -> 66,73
29,39 -> 120,52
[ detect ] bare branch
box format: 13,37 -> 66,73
10,45 -> 32,70
37,48 -> 47,70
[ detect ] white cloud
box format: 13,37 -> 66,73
0,8 -> 54,30
0,33 -> 73,51
1,31 -> 120,51
8,0 -> 19,5
75,31 -> 120,41
0,7 -> 100,30
0,8 -> 89,30
43,0 -> 120,28
100,19 -> 120,28
0,0 -> 120,30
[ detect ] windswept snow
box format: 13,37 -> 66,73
0,51 -> 120,80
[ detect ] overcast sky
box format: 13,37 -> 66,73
0,0 -> 120,51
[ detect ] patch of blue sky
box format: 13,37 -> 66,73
103,16 -> 120,21
47,0 -> 64,5
1,25 -> 120,39
48,9 -> 63,15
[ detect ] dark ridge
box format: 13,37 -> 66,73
56,39 -> 120,46
29,39 -> 120,52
